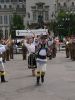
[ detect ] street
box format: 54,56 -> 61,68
0,51 -> 75,100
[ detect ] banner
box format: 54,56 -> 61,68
16,29 -> 48,36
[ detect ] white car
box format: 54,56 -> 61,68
59,43 -> 65,51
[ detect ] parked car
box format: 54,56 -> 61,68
59,42 -> 65,51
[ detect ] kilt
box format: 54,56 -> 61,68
28,53 -> 37,69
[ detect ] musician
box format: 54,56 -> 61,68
35,35 -> 48,85
22,39 -> 28,60
0,38 -> 10,83
24,36 -> 37,76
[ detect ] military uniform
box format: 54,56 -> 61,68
71,36 -> 75,60
9,41 -> 14,59
5,46 -> 10,61
52,40 -> 57,58
65,40 -> 70,58
22,43 -> 28,60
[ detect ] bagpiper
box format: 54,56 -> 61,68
24,36 -> 37,76
35,35 -> 48,85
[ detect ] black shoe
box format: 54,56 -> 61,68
41,76 -> 44,83
66,56 -> 69,58
36,77 -> 40,85
1,80 -> 8,83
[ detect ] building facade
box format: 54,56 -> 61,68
1,0 -> 75,38
0,0 -> 26,38
56,0 -> 75,12
25,0 -> 56,28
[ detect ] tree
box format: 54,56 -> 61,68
10,14 -> 25,38
56,10 -> 75,37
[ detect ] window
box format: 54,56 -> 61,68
23,0 -> 26,2
22,5 -> 25,8
19,0 -> 23,2
5,30 -> 8,39
28,13 -> 30,18
33,11 -> 36,21
0,30 -> 3,37
44,6 -> 49,9
0,5 -> 1,9
72,2 -> 74,6
9,5 -> 12,8
38,11 -> 43,16
64,2 -> 67,7
4,15 -> 8,24
37,4 -> 43,9
11,0 -> 17,2
45,11 -> 49,21
4,5 -> 7,8
0,16 -> 3,24
5,0 -> 10,2
0,0 -> 4,3
17,5 -> 19,8
9,15 -> 12,24
58,3 -> 61,6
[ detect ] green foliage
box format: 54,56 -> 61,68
12,14 -> 25,29
58,10 -> 66,18
10,14 -> 25,38
56,10 -> 75,36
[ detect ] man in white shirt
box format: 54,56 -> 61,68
24,37 -> 37,76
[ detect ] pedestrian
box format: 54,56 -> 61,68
24,36 -> 37,76
65,37 -> 70,58
22,39 -> 28,60
35,35 -> 48,85
71,35 -> 75,60
9,39 -> 14,59
0,38 -> 9,83
5,39 -> 10,61
47,37 -> 53,60
52,38 -> 57,58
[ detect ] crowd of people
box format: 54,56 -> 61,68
21,33 -> 57,85
0,33 -> 57,85
1,33 -> 75,85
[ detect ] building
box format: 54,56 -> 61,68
0,0 -> 26,38
56,0 -> 75,12
0,0 -> 56,38
1,0 -> 75,38
25,0 -> 56,28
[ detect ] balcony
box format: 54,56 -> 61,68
16,8 -> 26,13
0,8 -> 13,12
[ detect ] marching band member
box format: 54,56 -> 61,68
0,38 -> 10,83
24,36 -> 37,76
35,35 -> 48,85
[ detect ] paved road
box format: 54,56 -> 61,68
0,51 -> 75,100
